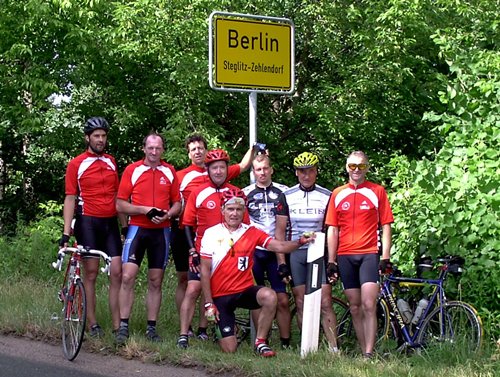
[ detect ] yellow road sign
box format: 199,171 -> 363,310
210,13 -> 294,93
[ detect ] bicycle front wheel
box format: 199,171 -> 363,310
62,279 -> 87,361
416,301 -> 482,354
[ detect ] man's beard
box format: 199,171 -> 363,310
89,143 -> 105,155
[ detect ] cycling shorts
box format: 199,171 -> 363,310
122,226 -> 171,269
170,220 -> 189,272
213,285 -> 263,339
74,214 -> 122,258
187,270 -> 200,282
338,253 -> 380,290
289,249 -> 327,287
252,248 -> 286,294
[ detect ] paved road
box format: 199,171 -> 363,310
0,335 -> 208,377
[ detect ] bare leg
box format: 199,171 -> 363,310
320,284 -> 338,349
219,335 -> 238,353
109,256 -> 122,330
255,288 -> 277,340
292,285 -> 305,330
276,292 -> 291,340
344,288 -> 365,352
360,282 -> 379,355
146,268 -> 164,321
119,263 -> 139,319
179,280 -> 201,334
175,271 -> 187,313
82,258 -> 99,328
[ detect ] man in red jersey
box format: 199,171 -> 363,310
325,151 -> 394,359
176,149 -> 252,348
60,117 -> 127,337
171,134 -> 253,340
115,132 -> 182,345
200,188 -> 314,357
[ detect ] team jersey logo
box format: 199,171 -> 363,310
359,200 -> 370,210
268,192 -> 278,200
238,256 -> 249,271
159,176 -> 167,185
207,200 -> 216,209
254,192 -> 264,200
342,202 -> 350,211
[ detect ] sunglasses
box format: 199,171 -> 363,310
347,163 -> 368,171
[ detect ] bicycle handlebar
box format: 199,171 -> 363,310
52,246 -> 112,274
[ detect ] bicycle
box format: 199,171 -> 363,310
337,255 -> 482,355
52,245 -> 111,361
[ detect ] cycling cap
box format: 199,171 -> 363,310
84,117 -> 110,135
221,188 -> 247,207
205,149 -> 230,165
293,152 -> 319,169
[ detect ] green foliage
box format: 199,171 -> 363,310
389,2 -> 499,339
0,201 -> 63,279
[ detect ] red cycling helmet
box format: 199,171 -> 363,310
221,188 -> 248,207
205,149 -> 230,165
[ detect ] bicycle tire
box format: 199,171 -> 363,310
416,300 -> 482,354
336,298 -> 390,353
234,315 -> 251,345
62,279 -> 87,361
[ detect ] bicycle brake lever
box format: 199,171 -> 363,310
52,258 -> 63,271
101,260 -> 111,275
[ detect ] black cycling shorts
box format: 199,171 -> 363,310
169,220 -> 189,272
252,248 -> 286,294
74,214 -> 122,258
122,226 -> 171,270
338,253 -> 380,290
213,286 -> 263,338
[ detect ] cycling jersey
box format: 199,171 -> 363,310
117,159 -> 181,228
177,164 -> 240,205
182,181 -> 249,251
324,180 -> 394,255
65,151 -> 119,217
243,181 -> 288,293
200,223 -> 272,298
172,163 -> 240,272
242,182 -> 288,239
276,184 -> 331,250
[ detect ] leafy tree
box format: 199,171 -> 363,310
389,0 -> 499,335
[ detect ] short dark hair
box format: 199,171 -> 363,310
185,134 -> 208,151
143,132 -> 165,148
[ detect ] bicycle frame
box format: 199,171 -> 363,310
380,266 -> 450,349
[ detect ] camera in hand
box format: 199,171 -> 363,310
146,208 -> 166,220
253,142 -> 267,154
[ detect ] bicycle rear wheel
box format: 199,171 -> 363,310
336,298 -> 390,354
62,279 -> 87,361
416,301 -> 482,354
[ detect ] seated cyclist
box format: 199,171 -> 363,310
199,189 -> 314,357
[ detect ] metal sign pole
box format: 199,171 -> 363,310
249,91 -> 257,184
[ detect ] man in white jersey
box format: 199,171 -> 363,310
275,152 -> 339,353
